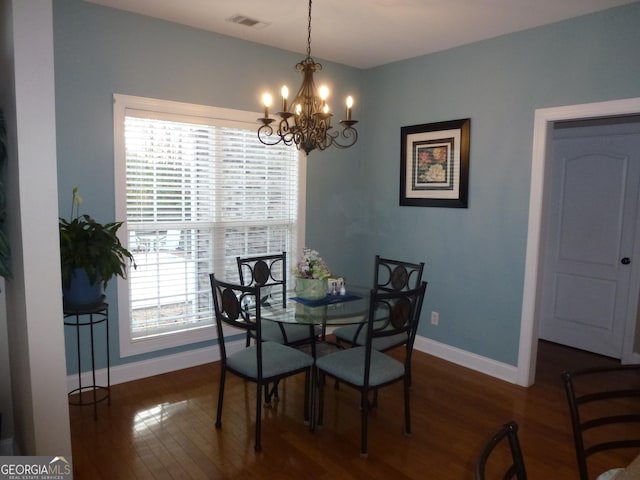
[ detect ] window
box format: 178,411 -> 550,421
114,94 -> 305,356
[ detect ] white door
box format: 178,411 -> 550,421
539,125 -> 640,358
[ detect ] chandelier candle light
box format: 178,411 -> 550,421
257,0 -> 358,154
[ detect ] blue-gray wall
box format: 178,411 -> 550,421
53,0 -> 640,372
53,0 -> 364,371
356,3 -> 640,364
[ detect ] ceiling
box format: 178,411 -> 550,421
84,0 -> 637,69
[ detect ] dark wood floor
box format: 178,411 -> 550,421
69,340 -> 634,479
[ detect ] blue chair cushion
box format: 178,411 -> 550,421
597,469 -> 624,480
261,321 -> 317,345
333,324 -> 361,343
316,346 -> 405,387
334,323 -> 407,351
227,341 -> 313,379
371,333 -> 408,351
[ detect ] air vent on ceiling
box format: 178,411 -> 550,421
226,15 -> 270,29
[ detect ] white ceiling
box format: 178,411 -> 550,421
84,0 -> 637,69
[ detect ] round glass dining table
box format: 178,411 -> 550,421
260,285 -> 372,331
260,285 -> 374,429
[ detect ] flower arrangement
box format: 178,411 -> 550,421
293,248 -> 331,279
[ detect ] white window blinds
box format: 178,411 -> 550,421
115,96 -> 300,354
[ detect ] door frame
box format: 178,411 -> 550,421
517,97 -> 640,387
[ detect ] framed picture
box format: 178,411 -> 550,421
400,118 -> 470,208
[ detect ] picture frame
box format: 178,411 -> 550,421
400,118 -> 470,208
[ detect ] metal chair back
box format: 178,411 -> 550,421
475,421 -> 527,480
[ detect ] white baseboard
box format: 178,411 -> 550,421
66,345 -> 213,390
65,340 -> 248,391
413,335 -> 518,384
67,335 -> 518,391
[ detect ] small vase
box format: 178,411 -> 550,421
295,277 -> 328,300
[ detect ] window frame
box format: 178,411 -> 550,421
113,94 -> 306,357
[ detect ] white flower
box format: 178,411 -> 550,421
294,247 -> 331,279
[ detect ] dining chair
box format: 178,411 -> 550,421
315,281 -> 427,457
209,274 -> 314,452
474,421 -> 527,480
561,365 -> 640,480
237,252 -> 317,348
333,255 -> 425,351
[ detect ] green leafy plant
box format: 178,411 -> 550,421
59,187 -> 135,290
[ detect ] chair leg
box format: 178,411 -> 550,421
216,369 -> 226,428
360,387 -> 370,458
264,383 -> 270,406
255,383 -> 263,452
264,381 -> 279,406
403,376 -> 411,436
304,368 -> 311,428
359,390 -> 377,410
317,371 -> 325,427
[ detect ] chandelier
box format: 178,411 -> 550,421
257,0 -> 358,155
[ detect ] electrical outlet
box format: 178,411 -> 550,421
431,311 -> 439,325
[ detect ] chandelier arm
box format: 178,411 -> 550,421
325,125 -> 359,150
257,123 -> 283,147
258,119 -> 296,147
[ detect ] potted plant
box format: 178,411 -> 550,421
59,187 -> 135,308
293,248 -> 331,300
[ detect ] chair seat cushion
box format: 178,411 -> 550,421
316,346 -> 405,387
600,468 -> 625,480
261,321 -> 316,345
333,324 -> 361,344
371,334 -> 407,351
334,324 -> 407,351
227,341 -> 313,379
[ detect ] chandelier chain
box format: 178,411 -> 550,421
306,0 -> 312,59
